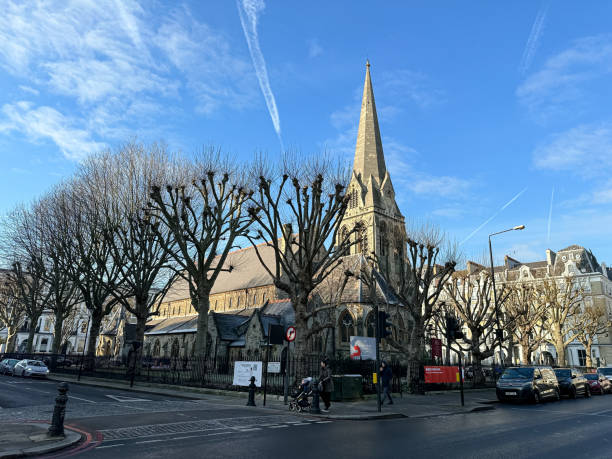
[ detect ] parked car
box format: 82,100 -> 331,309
584,373 -> 612,395
42,356 -> 73,367
597,367 -> 612,381
13,360 -> 50,378
0,358 -> 20,375
496,366 -> 560,403
554,368 -> 591,398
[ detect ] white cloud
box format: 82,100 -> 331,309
307,38 -> 323,58
0,0 -> 256,158
517,34 -> 612,120
0,101 -> 106,160
533,122 -> 612,176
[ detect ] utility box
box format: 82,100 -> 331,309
341,374 -> 363,401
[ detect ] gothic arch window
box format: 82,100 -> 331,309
339,310 -> 355,343
365,312 -> 376,338
153,339 -> 161,357
350,189 -> 358,209
356,222 -> 368,255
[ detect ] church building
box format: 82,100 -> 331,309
134,62 -> 410,360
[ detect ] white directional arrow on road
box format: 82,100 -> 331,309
105,394 -> 151,402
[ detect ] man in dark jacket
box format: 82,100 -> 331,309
319,359 -> 334,412
380,361 -> 393,405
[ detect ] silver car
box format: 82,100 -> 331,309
0,358 -> 20,375
13,359 -> 50,378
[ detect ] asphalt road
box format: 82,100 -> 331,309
4,374 -> 612,458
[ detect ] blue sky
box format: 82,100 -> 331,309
1,0 -> 612,265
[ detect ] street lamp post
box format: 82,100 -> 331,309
488,225 -> 525,369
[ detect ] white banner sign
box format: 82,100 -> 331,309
267,362 -> 281,373
233,361 -> 263,387
350,336 -> 377,360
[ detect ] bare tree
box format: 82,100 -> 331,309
0,270 -> 25,352
444,268 -> 509,382
538,276 -> 584,366
571,302 -> 610,367
389,225 -> 457,361
100,143 -> 180,362
246,156 -> 357,357
149,150 -> 254,357
57,164 -> 131,358
505,282 -> 547,364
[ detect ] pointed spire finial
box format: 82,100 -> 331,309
366,59 -> 370,68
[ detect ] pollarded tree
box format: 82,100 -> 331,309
246,155 -> 357,358
149,150 -> 255,357
505,282 -> 547,364
538,276 -> 584,366
444,267 -> 509,381
571,302 -> 610,367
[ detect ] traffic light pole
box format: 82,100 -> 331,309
374,303 -> 382,413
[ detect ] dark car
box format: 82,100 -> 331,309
585,373 -> 612,395
42,356 -> 73,367
0,358 -> 20,375
554,368 -> 591,399
496,366 -> 560,403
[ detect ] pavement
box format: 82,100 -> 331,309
45,374 -> 497,420
0,423 -> 82,458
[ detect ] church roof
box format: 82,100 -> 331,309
161,242 -> 277,303
353,61 -> 387,184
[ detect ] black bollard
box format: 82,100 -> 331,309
246,376 -> 256,406
48,382 -> 69,437
310,378 -> 321,414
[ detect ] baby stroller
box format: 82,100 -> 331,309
289,377 -> 312,412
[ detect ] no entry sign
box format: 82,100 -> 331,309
285,326 -> 296,342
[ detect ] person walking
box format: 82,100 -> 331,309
380,361 -> 393,405
319,359 -> 334,412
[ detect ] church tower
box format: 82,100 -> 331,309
340,61 -> 407,286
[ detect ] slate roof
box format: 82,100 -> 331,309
212,313 -> 249,341
145,316 -> 198,335
161,242 -> 277,303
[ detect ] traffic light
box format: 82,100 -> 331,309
445,316 -> 464,341
378,310 -> 393,340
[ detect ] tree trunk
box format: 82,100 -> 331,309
134,313 -> 148,373
86,314 -> 102,358
505,334 -> 515,366
585,341 -> 593,368
519,338 -> 531,364
51,310 -> 64,355
26,320 -> 37,354
6,327 -> 17,353
551,328 -> 566,366
194,293 -> 210,357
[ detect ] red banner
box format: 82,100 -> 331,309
424,366 -> 459,383
430,338 -> 442,358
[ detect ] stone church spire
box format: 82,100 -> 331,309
339,61 -> 407,286
353,60 -> 387,184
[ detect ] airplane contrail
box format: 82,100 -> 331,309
237,0 -> 284,150
519,1 -> 549,76
460,187 -> 528,245
547,187 -> 554,242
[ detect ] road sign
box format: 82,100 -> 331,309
269,324 -> 284,345
285,326 -> 296,342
